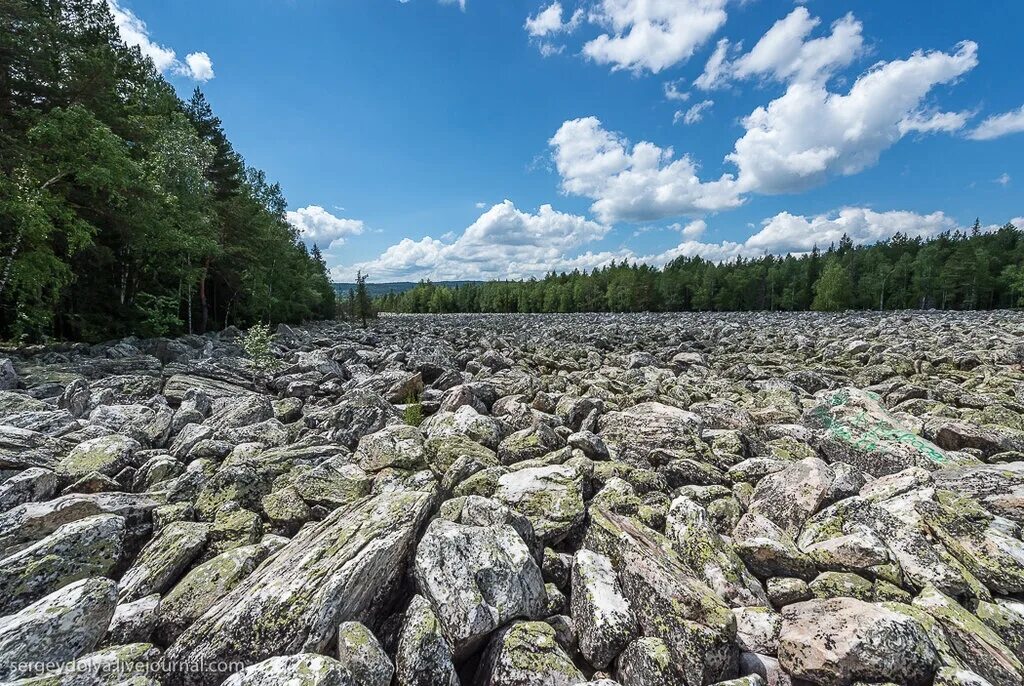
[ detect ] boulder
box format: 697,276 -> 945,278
163,489 -> 435,685
413,517 -> 546,657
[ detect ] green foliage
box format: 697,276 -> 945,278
812,260 -> 853,312
241,323 -> 275,371
354,270 -> 375,327
0,0 -> 335,341
377,225 -> 1024,315
403,391 -> 424,427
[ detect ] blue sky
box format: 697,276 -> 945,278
112,0 -> 1023,282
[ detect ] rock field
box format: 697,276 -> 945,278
2,310 -> 1024,686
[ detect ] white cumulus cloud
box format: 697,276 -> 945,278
549,116 -> 741,223
334,201 -> 609,281
286,205 -> 366,248
582,0 -> 729,74
525,2 -> 582,37
728,41 -> 979,194
967,105 -> 1024,141
106,0 -> 214,81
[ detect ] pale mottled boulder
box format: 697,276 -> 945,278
493,464 -> 585,543
778,597 -> 938,686
932,462 -> 1024,526
598,402 -> 702,460
104,594 -> 160,645
0,426 -> 65,471
302,389 -> 400,449
571,549 -> 638,669
164,489 -> 435,685
912,584 -> 1024,686
0,467 -> 58,513
0,578 -> 118,680
497,423 -> 565,466
733,513 -> 817,581
666,496 -> 768,607
0,491 -> 157,555
746,458 -> 834,539
474,621 -> 585,686
0,513 -> 125,614
221,654 -> 352,686
616,636 -> 686,686
336,621 -> 393,686
584,507 -> 738,685
356,424 -> 426,472
732,606 -> 782,656
156,537 -> 285,644
422,405 -> 501,450
413,517 -> 546,657
394,594 -> 460,686
118,520 -> 210,602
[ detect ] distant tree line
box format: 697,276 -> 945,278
377,223 -> 1024,314
1,0 -> 335,342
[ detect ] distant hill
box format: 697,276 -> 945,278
333,281 -> 481,298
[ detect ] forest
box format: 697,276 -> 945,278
0,0 -> 335,343
377,223 -> 1024,314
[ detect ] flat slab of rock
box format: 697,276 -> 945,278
164,488 -> 435,685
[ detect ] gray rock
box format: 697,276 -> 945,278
394,594 -> 460,686
413,516 -> 546,657
778,597 -> 939,686
0,578 -> 118,680
163,489 -> 435,685
571,549 -> 638,669
0,513 -> 125,614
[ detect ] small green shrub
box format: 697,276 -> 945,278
241,323 -> 275,371
403,391 -> 424,427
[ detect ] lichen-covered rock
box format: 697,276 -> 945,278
156,537 -> 285,644
474,621 -> 585,686
394,594 -> 460,686
0,467 -> 58,513
493,464 -> 585,544
778,597 -> 938,686
118,520 -> 210,602
585,507 -> 738,686
912,584 -> 1024,686
335,621 -> 393,686
104,594 -> 161,646
0,578 -> 119,680
616,636 -> 686,686
571,549 -> 638,669
598,402 -> 703,461
666,496 -> 768,608
803,387 -> 972,477
0,513 -> 125,614
221,653 -> 353,686
413,517 -> 546,657
57,434 -> 141,480
422,405 -> 501,450
356,424 -> 427,472
497,423 -> 565,466
303,389 -> 400,449
0,491 -> 157,555
164,489 -> 435,685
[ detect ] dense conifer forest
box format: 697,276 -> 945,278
377,223 -> 1024,314
0,0 -> 336,342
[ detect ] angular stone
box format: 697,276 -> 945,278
778,597 -> 938,686
394,594 -> 459,686
571,549 -> 638,669
413,517 -> 546,657
493,464 -> 585,544
0,578 -> 118,680
475,621 -> 585,686
164,489 -> 435,685
0,513 -> 125,614
118,521 -> 210,602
